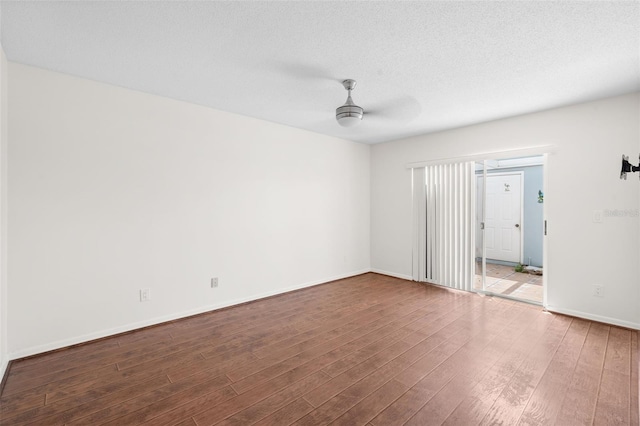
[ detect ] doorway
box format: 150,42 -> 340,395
474,156 -> 544,304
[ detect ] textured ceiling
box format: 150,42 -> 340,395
2,1 -> 639,144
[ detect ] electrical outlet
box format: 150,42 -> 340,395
593,210 -> 603,223
140,288 -> 151,302
211,277 -> 218,288
593,285 -> 604,298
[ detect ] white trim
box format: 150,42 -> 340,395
7,269 -> 370,360
0,358 -> 8,385
370,269 -> 413,281
545,305 -> 640,330
406,145 -> 556,169
542,154 -> 548,307
478,290 -> 542,307
486,156 -> 544,169
519,171 -> 525,264
481,162 -> 487,289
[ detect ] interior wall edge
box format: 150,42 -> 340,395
0,358 -> 9,395
545,305 -> 640,331
0,41 -> 7,393
7,268 -> 371,361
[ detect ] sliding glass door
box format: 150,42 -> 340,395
475,156 -> 545,304
412,153 -> 546,305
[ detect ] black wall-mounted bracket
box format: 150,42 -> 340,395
620,154 -> 640,180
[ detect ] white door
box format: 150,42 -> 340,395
484,173 -> 523,263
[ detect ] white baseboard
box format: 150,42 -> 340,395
545,305 -> 640,330
9,271 -> 637,362
370,268 -> 413,281
8,269 -> 372,361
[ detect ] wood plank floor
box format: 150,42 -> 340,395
1,273 -> 638,425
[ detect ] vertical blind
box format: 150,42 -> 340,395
412,162 -> 475,291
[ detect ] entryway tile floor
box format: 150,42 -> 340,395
474,262 -> 543,303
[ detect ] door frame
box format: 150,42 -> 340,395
410,147 -> 551,309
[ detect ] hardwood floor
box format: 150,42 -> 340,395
1,273 -> 638,425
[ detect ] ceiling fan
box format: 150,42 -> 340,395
335,79 -> 422,128
335,79 -> 364,127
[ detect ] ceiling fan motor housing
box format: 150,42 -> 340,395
336,102 -> 364,126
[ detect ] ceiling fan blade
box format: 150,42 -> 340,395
270,60 -> 340,83
365,95 -> 422,123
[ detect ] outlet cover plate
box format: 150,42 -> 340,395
140,288 -> 151,302
593,285 -> 604,297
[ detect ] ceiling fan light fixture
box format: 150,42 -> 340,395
336,105 -> 364,127
336,79 -> 363,127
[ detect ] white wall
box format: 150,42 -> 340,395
8,63 -> 371,357
5,62 -> 638,361
0,47 -> 7,377
372,93 -> 640,329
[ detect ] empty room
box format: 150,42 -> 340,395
0,1 -> 638,425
